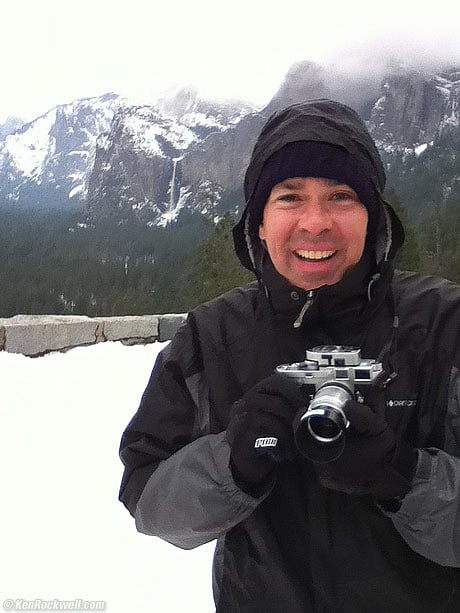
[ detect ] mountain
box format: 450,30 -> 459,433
366,66 -> 460,219
0,93 -> 119,208
3,62 -> 460,317
368,66 -> 460,151
86,87 -> 256,225
263,61 -> 381,119
85,62 -> 460,226
0,116 -> 24,139
1,62 -> 460,224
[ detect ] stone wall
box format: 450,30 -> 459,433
0,314 -> 187,357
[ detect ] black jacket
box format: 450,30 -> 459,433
120,101 -> 460,611
120,263 -> 460,612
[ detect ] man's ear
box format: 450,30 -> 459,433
258,225 -> 268,251
259,223 -> 266,241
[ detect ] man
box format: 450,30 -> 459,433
119,100 -> 460,612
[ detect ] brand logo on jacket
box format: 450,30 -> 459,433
254,437 -> 278,449
386,399 -> 416,408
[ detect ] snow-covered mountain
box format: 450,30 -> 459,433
0,86 -> 255,218
2,62 -> 460,222
86,63 -> 460,224
368,66 -> 460,153
0,93 -> 119,207
86,88 -> 255,225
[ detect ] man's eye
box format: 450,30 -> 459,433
331,192 -> 355,202
277,193 -> 299,202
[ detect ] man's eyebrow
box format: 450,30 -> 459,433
271,178 -> 306,190
272,177 -> 343,190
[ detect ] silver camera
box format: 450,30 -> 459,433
276,346 -> 383,461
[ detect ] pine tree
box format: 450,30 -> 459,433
179,213 -> 253,309
384,188 -> 421,272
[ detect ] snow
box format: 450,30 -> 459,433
157,185 -> 192,226
125,114 -> 163,156
68,151 -> 90,158
181,111 -> 223,129
68,184 -> 84,199
0,342 -> 215,612
373,95 -> 386,112
166,121 -> 198,150
0,96 -> 120,204
123,106 -> 223,157
435,83 -> 451,99
415,143 -> 428,156
3,110 -> 57,179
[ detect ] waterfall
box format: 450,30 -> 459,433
169,158 -> 180,217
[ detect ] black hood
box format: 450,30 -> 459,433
233,99 -> 405,276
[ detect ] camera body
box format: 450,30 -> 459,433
276,346 -> 383,461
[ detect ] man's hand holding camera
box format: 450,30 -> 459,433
227,346 -> 418,505
313,398 -> 418,503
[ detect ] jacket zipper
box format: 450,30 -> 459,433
293,290 -> 315,328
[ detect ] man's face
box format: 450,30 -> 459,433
258,177 -> 368,291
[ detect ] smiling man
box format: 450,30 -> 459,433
259,176 -> 368,290
120,100 -> 460,612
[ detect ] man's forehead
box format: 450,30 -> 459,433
272,177 -> 343,190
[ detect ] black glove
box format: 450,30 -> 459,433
226,374 -> 305,496
314,399 -> 418,501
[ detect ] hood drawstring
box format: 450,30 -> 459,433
382,204 -> 393,261
367,272 -> 381,302
293,291 -> 315,329
243,212 -> 258,273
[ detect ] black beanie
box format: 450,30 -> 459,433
249,141 -> 381,237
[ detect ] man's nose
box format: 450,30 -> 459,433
297,201 -> 332,236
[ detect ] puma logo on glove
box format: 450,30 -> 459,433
254,437 -> 278,449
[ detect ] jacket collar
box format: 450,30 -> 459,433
260,249 -> 393,331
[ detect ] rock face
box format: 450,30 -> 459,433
2,62 -> 460,221
86,88 -> 257,224
0,94 -> 119,207
178,111 -> 267,214
0,116 -> 24,140
264,62 -> 331,115
86,106 -> 177,223
368,67 -> 460,150
85,63 -> 460,225
263,60 -> 385,120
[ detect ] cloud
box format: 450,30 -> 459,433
2,0 -> 460,121
321,29 -> 460,78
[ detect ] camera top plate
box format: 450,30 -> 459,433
306,346 -> 361,367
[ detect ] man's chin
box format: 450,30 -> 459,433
287,272 -> 343,292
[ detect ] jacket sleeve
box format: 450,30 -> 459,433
134,431 -> 267,548
118,315 -> 269,549
387,366 -> 460,567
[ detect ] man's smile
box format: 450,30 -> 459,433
294,249 -> 337,262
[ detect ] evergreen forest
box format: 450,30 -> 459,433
1,187 -> 460,318
0,206 -> 251,317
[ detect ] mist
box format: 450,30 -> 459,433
2,0 -> 460,121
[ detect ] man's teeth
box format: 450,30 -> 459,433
295,250 -> 335,260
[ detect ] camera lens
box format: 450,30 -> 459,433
292,383 -> 352,461
293,404 -> 347,462
307,414 -> 341,441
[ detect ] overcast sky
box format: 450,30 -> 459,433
3,0 -> 460,122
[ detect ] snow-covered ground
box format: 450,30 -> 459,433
0,342 -> 215,612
